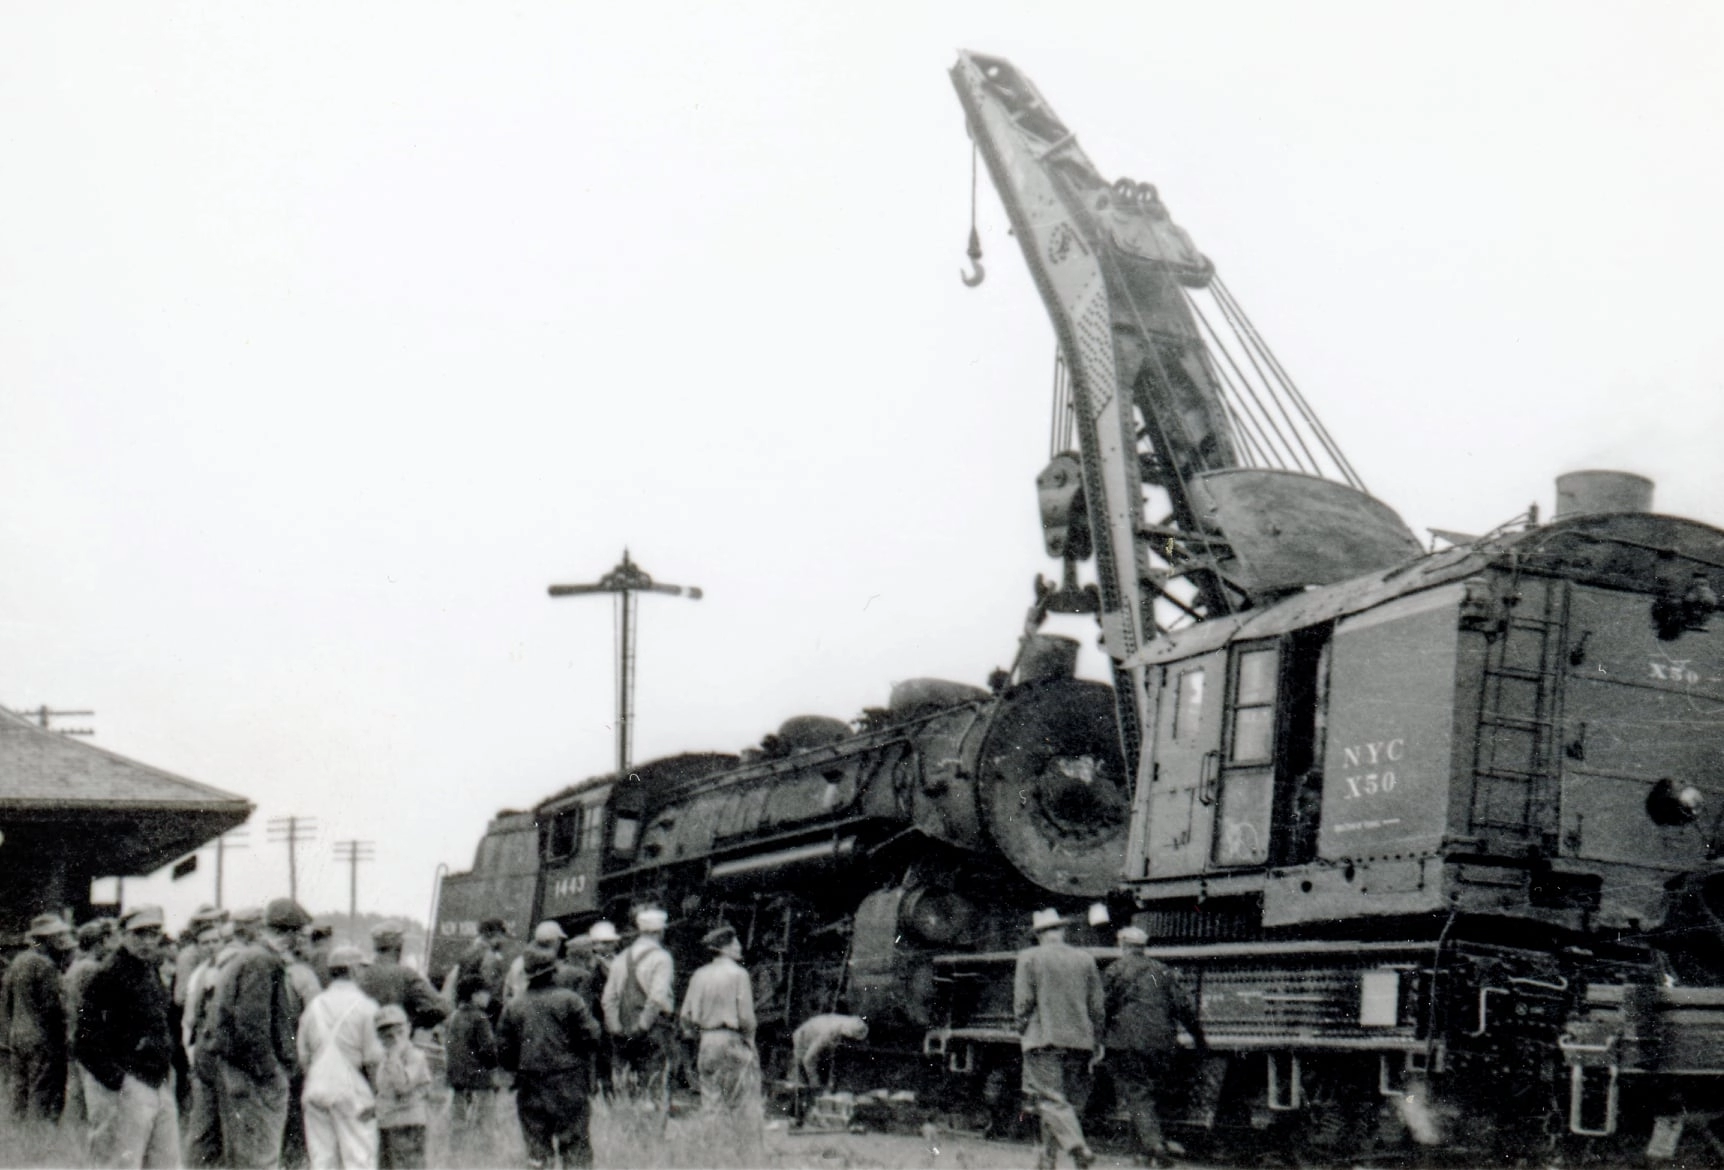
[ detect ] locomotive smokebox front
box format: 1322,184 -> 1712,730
971,650 -> 1128,897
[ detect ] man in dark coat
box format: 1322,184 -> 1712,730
1015,908 -> 1103,1170
1,912 -> 75,1122
1101,926 -> 1207,1168
498,947 -> 603,1169
77,904 -> 181,1167
201,897 -> 310,1168
358,921 -> 447,1033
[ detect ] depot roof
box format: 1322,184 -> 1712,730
0,705 -> 252,874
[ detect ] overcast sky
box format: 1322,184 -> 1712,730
4,3 -> 1721,934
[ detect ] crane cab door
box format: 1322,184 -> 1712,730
1210,642 -> 1279,868
1140,649 -> 1226,878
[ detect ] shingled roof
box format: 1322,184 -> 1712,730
0,705 -> 252,875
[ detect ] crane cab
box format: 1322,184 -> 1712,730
1123,509 -> 1724,944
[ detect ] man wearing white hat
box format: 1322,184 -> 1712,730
601,907 -> 675,1100
77,904 -> 180,1167
1014,908 -> 1103,1170
1102,926 -> 1206,1169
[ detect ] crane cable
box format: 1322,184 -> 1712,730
961,141 -> 985,287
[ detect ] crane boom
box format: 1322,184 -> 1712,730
952,51 -> 1422,777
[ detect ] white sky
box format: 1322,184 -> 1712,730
4,3 -> 1721,933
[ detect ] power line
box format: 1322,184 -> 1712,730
266,816 -> 317,901
332,840 -> 376,922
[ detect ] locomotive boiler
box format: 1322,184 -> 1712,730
434,635 -> 1127,1047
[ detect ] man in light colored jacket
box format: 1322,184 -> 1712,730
297,946 -> 383,1170
1014,908 -> 1103,1170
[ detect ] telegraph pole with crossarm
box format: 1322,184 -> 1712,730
266,816 -> 317,902
548,550 -> 701,775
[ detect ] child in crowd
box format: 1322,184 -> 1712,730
374,1004 -> 433,1169
444,974 -> 500,1150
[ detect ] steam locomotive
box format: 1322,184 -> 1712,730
432,633 -> 1127,1048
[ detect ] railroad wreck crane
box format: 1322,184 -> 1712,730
950,50 -> 1421,761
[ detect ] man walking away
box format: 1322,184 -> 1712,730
2,912 -> 75,1123
1015,908 -> 1103,1170
498,947 -> 603,1170
600,907 -> 675,1102
77,905 -> 181,1169
297,945 -> 382,1170
203,897 -> 311,1168
678,926 -> 763,1157
1102,926 -> 1207,1169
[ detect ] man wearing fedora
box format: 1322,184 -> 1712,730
2,911 -> 75,1122
1102,926 -> 1206,1169
1015,908 -> 1104,1170
76,904 -> 180,1167
679,924 -> 763,1148
498,944 -> 603,1168
601,907 -> 676,1101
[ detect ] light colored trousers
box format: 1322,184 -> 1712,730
303,1100 -> 378,1170
82,1068 -> 181,1169
1021,1047 -> 1093,1156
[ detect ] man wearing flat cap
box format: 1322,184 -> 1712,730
202,897 -> 311,1167
358,920 -> 447,1033
601,907 -> 676,1101
679,925 -> 763,1151
1015,908 -> 1104,1170
498,944 -> 603,1168
77,904 -> 180,1167
1103,926 -> 1206,1169
2,911 -> 75,1122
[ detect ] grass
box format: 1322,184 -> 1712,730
0,1087 -> 1047,1169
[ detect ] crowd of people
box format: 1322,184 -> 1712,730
3,897 -> 1204,1170
0,902 -> 771,1170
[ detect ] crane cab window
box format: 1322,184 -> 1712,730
1172,668 -> 1205,743
1228,646 -> 1278,763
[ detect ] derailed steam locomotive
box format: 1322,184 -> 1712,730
432,633 -> 1129,1045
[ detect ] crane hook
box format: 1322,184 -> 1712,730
961,225 -> 985,288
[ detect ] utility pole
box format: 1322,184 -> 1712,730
214,829 -> 249,909
332,840 -> 375,921
22,706 -> 95,736
549,550 -> 702,774
266,816 -> 317,901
